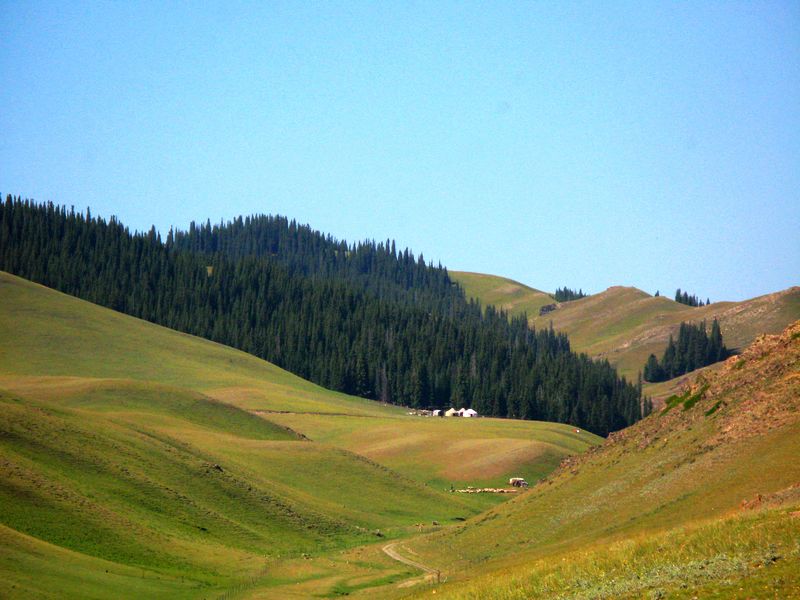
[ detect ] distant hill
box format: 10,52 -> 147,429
531,285 -> 800,377
404,320 -> 800,598
0,271 -> 600,598
452,271 -> 800,392
451,271 -> 555,317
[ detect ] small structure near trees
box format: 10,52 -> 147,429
459,408 -> 478,418
444,408 -> 459,417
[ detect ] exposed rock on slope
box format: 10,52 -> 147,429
563,319 -> 800,470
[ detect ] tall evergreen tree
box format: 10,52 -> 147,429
674,288 -> 707,307
643,319 -> 730,382
554,287 -> 588,302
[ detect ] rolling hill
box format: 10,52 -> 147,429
451,271 -> 555,318
0,271 -> 599,598
2,268 -> 797,598
402,319 -> 800,598
451,272 -> 800,394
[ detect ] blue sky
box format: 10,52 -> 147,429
1,1 -> 798,301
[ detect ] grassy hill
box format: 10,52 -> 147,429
0,271 -> 598,598
401,320 -> 800,598
452,271 -> 554,318
451,272 -> 800,394
529,285 -> 800,382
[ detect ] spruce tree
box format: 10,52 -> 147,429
643,319 -> 730,382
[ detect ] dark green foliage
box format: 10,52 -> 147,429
661,384 -> 707,415
704,400 -> 723,416
644,354 -> 662,382
682,384 -> 709,411
169,214 -> 459,311
643,320 -> 730,382
0,196 -> 644,435
674,288 -> 709,307
553,287 -> 587,302
660,392 -> 686,415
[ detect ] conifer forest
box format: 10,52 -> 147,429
0,197 -> 644,435
643,319 -> 730,383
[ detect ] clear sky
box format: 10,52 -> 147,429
1,2 -> 798,301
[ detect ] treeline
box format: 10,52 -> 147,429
643,319 -> 729,382
169,214 -> 458,310
674,288 -> 710,307
0,196 -> 644,435
554,287 -> 587,302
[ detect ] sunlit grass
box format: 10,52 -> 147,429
0,271 -> 595,598
422,506 -> 800,599
450,271 -> 554,318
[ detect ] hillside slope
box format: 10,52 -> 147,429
530,285 -> 800,382
0,271 -> 599,598
452,271 -> 800,385
403,320 -> 800,598
451,271 -> 554,317
1,199 -> 647,434
0,270 -> 394,417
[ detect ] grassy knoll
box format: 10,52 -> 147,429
412,504 -> 800,599
400,321 -> 800,598
451,271 -> 554,318
0,271 -> 595,598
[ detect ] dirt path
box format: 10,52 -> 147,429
382,542 -> 440,582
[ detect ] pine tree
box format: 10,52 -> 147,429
554,286 -> 588,302
643,354 -> 661,382
643,319 -> 730,382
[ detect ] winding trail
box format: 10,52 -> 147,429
382,542 -> 440,582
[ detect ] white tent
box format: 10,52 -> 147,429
459,408 -> 478,418
444,407 -> 459,417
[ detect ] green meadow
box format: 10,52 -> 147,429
0,272 -> 597,598
3,270 -> 796,598
267,412 -> 593,500
411,504 -> 800,599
